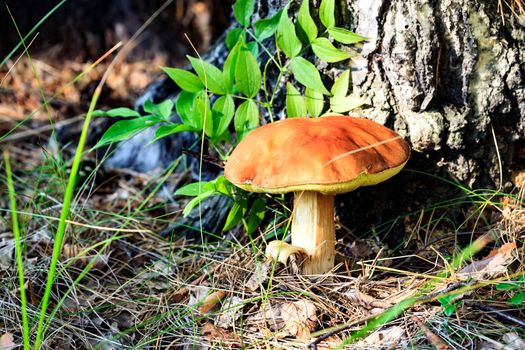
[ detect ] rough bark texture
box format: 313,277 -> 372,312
351,0 -> 525,189
103,0 -> 525,241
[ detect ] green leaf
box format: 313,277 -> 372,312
509,292 -> 525,306
290,57 -> 330,95
187,56 -> 227,95
235,45 -> 261,98
328,27 -> 367,44
214,175 -> 234,196
286,82 -> 307,117
182,191 -> 216,217
246,41 -> 259,58
442,302 -> 457,317
94,116 -> 159,149
276,12 -> 302,58
246,198 -> 266,234
233,0 -> 255,27
319,0 -> 335,29
212,95 -> 235,139
297,0 -> 317,43
305,87 -> 324,117
152,124 -> 197,143
175,181 -> 215,196
223,41 -> 241,93
311,37 -> 352,63
331,69 -> 350,98
192,91 -> 213,137
330,94 -> 366,113
496,282 -> 521,291
223,199 -> 247,231
176,91 -> 197,127
162,67 -> 204,93
94,107 -> 141,118
144,99 -> 174,120
234,99 -> 259,140
254,9 -> 283,40
226,28 -> 245,49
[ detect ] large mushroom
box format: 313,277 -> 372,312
224,115 -> 410,274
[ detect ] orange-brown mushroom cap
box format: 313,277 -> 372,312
224,115 -> 410,195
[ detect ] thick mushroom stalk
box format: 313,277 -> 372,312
291,191 -> 335,274
266,191 -> 335,274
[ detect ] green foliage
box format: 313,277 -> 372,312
438,295 -> 460,317
286,82 -> 307,117
297,0 -> 317,43
96,0 -> 368,234
254,9 -> 283,40
311,37 -> 353,62
162,67 -> 203,93
187,56 -> 228,95
235,44 -> 262,98
233,0 -> 255,27
290,57 -> 330,95
319,0 -> 335,29
328,27 -> 368,44
93,99 -> 175,149
276,10 -> 302,58
496,274 -> 525,306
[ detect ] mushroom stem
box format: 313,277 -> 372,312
291,191 -> 335,274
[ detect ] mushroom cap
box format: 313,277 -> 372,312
224,115 -> 410,195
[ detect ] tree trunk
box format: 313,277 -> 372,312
105,0 -> 525,240
350,0 -> 525,188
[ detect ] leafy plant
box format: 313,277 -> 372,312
496,274 -> 525,306
96,0 -> 367,234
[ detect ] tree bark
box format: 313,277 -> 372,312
350,0 -> 525,188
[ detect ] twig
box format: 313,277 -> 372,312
309,315 -> 376,350
172,263 -> 222,302
412,316 -> 450,350
0,115 -> 85,143
466,301 -> 525,328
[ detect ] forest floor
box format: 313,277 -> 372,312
1,3 -> 525,350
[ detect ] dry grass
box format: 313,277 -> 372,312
3,164 -> 524,349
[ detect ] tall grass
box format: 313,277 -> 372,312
3,150 -> 30,350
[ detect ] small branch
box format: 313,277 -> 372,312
412,316 -> 450,350
466,301 -> 525,328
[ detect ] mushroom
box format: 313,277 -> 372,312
224,115 -> 410,274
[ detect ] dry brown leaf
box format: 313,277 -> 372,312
245,300 -> 317,341
511,170 -> 525,188
202,322 -> 242,348
345,288 -> 391,314
0,333 -> 15,350
198,290 -> 228,315
459,242 -> 517,280
215,296 -> 244,328
0,236 -> 15,271
356,325 -> 406,349
280,300 -> 318,341
246,301 -> 284,334
502,332 -> 525,350
316,334 -> 343,349
245,262 -> 269,292
61,243 -> 110,269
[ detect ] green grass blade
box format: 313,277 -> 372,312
3,150 -> 30,350
33,75 -> 102,350
0,0 -> 67,68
